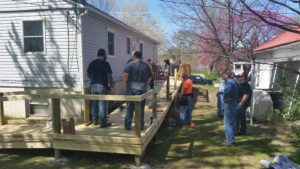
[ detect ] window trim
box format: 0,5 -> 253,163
22,19 -> 46,56
107,27 -> 116,57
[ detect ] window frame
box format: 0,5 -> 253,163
107,28 -> 116,57
22,19 -> 46,56
126,36 -> 131,54
139,41 -> 143,55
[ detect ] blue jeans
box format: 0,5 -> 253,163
217,92 -> 224,116
124,88 -> 146,130
224,102 -> 238,144
236,106 -> 247,134
179,95 -> 193,125
91,84 -> 108,126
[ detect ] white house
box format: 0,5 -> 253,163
0,0 -> 157,120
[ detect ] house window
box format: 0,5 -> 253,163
23,20 -> 44,53
108,31 -> 115,56
126,37 -> 131,54
139,43 -> 143,55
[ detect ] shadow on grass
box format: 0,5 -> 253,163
144,100 -> 300,168
0,149 -> 132,169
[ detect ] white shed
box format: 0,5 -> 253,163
251,28 -> 300,120
0,0 -> 157,120
254,29 -> 300,90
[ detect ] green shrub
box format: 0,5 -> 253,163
274,69 -> 300,121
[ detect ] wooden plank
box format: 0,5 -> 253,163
2,95 -> 31,101
84,88 -> 90,123
54,149 -> 61,159
53,133 -> 142,145
2,94 -> 142,102
51,99 -> 61,134
2,91 -> 26,96
134,101 -> 141,138
152,92 -> 157,119
0,93 -> 4,125
140,88 -> 159,100
53,140 -> 142,155
0,133 -> 51,139
135,155 -> 142,167
166,75 -> 170,100
31,94 -> 142,102
0,142 -> 52,149
51,98 -> 61,160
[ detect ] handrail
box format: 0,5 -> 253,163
1,87 -> 160,102
1,88 -> 160,102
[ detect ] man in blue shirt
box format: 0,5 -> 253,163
222,69 -> 239,146
123,51 -> 152,130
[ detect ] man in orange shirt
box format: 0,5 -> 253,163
179,72 -> 194,127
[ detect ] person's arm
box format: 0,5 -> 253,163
108,73 -> 113,88
87,62 -> 92,79
239,94 -> 249,107
146,65 -> 153,85
223,81 -> 233,103
123,73 -> 129,84
181,81 -> 187,95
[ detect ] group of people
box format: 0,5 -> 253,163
87,48 -> 152,130
217,69 -> 252,146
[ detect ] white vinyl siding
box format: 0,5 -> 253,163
0,0 -> 76,12
0,9 -> 80,87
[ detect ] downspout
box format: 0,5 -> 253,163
79,8 -> 88,92
78,8 -> 89,122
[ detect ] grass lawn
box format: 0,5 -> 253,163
0,86 -> 299,169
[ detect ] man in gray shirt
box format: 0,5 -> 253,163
123,51 -> 152,130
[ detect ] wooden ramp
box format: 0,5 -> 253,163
0,79 -> 180,165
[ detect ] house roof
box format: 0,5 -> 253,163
254,28 -> 300,52
77,0 -> 158,43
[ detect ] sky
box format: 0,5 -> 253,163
123,0 -> 179,36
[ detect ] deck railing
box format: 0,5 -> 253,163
0,75 -> 180,166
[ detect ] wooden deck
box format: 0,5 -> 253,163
0,79 -> 180,165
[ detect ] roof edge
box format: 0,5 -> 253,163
83,3 -> 158,43
254,40 -> 300,53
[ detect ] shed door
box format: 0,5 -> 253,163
256,63 -> 273,89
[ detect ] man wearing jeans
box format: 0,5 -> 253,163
222,69 -> 239,146
87,49 -> 113,128
123,51 -> 152,130
217,78 -> 225,119
236,72 -> 252,135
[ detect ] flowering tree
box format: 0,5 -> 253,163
161,0 -> 282,70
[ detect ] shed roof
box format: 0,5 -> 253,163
254,28 -> 300,52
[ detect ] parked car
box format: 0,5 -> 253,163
190,75 -> 213,85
